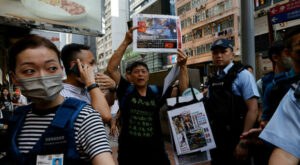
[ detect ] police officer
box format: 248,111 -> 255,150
205,38 -> 259,164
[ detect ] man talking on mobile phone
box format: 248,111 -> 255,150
60,43 -> 115,123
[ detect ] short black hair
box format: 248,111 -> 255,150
268,40 -> 285,63
244,64 -> 253,70
130,61 -> 149,73
9,34 -> 60,73
126,63 -> 132,73
61,43 -> 90,75
284,25 -> 300,50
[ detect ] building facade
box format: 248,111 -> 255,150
176,0 -> 240,69
254,0 -> 300,57
96,0 -> 129,72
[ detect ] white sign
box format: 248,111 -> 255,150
133,14 -> 182,53
167,102 -> 216,155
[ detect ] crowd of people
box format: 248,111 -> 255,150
0,25 -> 298,165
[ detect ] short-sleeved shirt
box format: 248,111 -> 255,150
60,83 -> 91,104
259,88 -> 300,159
18,95 -> 28,105
208,62 -> 260,100
117,77 -> 171,152
16,103 -> 111,161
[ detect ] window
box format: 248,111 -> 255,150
212,1 -> 232,16
193,11 -> 206,24
206,8 -> 211,19
182,32 -> 193,43
213,17 -> 234,33
177,2 -> 191,15
181,18 -> 192,29
205,43 -> 211,52
193,28 -> 202,39
192,0 -> 201,8
204,25 -> 212,35
193,13 -> 200,24
225,0 -> 233,11
228,37 -> 235,47
195,42 -> 212,55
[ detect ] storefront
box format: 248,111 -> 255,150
0,0 -> 104,105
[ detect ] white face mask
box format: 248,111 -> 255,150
16,74 -> 63,103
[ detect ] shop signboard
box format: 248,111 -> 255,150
270,0 -> 300,25
0,0 -> 103,36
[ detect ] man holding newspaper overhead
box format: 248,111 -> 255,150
107,26 -> 189,165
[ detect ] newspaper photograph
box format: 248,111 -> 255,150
169,123 -> 211,165
132,14 -> 182,53
168,102 -> 216,155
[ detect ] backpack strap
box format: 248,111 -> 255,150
120,85 -> 159,109
52,98 -> 87,128
149,85 -> 159,95
9,104 -> 33,164
227,63 -> 245,81
119,85 -> 135,110
262,72 -> 274,94
30,98 -> 87,161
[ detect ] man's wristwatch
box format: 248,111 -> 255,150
87,83 -> 99,92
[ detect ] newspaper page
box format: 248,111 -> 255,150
132,14 -> 182,53
169,124 -> 211,165
167,102 -> 216,155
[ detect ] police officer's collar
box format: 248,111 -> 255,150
217,62 -> 234,76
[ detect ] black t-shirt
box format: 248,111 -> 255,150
117,77 -> 171,153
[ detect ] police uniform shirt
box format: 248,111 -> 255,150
208,62 -> 260,100
259,88 -> 300,159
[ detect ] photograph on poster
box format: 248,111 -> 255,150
168,102 -> 216,155
133,14 -> 182,52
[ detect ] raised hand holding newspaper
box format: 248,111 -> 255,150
132,14 -> 182,53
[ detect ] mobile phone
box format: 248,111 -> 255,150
127,20 -> 133,29
70,63 -> 83,77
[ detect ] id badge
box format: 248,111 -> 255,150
36,154 -> 63,165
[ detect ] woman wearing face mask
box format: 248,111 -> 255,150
2,35 -> 115,165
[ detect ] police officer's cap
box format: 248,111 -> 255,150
211,38 -> 233,50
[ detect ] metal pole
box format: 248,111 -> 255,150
240,0 -> 256,75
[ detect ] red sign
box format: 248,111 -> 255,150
270,0 -> 300,16
51,37 -> 59,42
165,42 -> 174,48
137,22 -> 146,32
